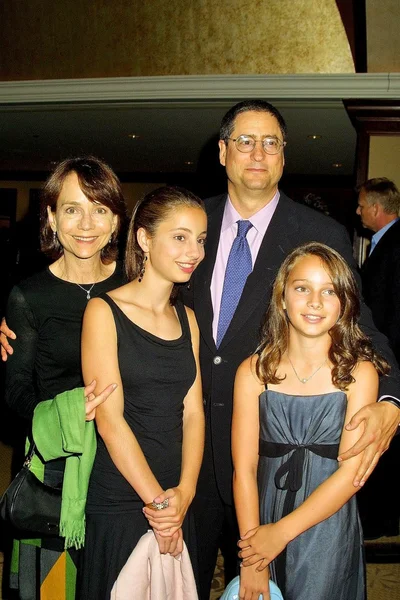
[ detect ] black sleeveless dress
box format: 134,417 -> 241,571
79,295 -> 198,600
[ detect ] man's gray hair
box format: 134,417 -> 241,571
360,177 -> 400,216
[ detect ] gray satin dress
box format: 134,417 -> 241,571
258,390 -> 365,600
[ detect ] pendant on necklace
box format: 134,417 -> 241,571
75,281 -> 96,299
288,355 -> 327,385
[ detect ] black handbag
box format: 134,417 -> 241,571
0,444 -> 62,537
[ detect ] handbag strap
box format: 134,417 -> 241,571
24,442 -> 36,467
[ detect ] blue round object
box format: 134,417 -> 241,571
219,575 -> 284,600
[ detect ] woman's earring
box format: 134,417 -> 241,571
138,255 -> 148,283
53,231 -> 57,242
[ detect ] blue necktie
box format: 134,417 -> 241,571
216,220 -> 253,347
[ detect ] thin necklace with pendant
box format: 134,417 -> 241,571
75,281 -> 96,300
288,355 -> 327,384
59,258 -> 101,300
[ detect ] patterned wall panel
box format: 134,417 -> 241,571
0,0 -> 354,80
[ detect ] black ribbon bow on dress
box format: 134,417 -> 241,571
258,439 -> 339,594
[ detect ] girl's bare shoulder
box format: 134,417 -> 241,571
347,360 -> 379,399
236,355 -> 263,387
352,360 -> 378,382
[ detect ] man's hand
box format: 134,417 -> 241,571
84,380 -> 117,421
338,401 -> 400,486
1,317 -> 16,361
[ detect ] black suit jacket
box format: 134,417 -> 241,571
361,219 -> 400,364
183,192 -> 400,504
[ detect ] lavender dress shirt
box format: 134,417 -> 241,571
211,191 -> 280,341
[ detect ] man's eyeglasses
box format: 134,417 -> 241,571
227,135 -> 286,155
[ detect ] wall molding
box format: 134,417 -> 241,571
1,73 -> 400,104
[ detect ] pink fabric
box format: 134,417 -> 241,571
211,192 -> 280,340
110,531 -> 198,600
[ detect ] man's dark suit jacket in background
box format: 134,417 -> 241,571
362,218 -> 400,364
357,218 -> 400,538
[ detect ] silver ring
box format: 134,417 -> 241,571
151,499 -> 169,510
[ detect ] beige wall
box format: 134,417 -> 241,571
0,0 -> 354,80
121,183 -> 164,215
368,137 -> 400,188
367,0 -> 400,72
0,181 -> 42,221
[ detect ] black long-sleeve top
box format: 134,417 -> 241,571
5,265 -> 124,421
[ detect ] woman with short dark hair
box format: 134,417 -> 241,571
5,156 -> 128,600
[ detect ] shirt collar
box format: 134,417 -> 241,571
371,217 -> 399,247
221,190 -> 280,234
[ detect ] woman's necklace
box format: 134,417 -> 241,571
288,355 -> 327,384
75,281 -> 97,300
61,264 -> 100,300
57,257 -> 104,300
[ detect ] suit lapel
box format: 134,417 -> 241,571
218,194 -> 296,350
193,196 -> 226,352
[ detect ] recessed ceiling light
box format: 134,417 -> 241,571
127,134 -> 140,139
184,161 -> 194,165
307,134 -> 322,140
332,163 -> 343,168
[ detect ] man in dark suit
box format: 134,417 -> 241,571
184,100 -> 400,600
357,177 -> 400,362
356,177 -> 400,538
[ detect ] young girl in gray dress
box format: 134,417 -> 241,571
232,242 -> 389,600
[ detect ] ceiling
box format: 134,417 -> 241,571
0,99 -> 357,179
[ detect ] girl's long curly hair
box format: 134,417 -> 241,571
256,242 -> 389,390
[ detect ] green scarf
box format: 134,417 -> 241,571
32,387 -> 96,549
